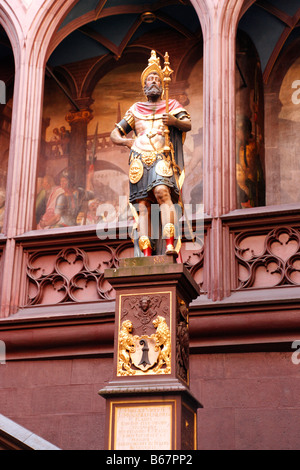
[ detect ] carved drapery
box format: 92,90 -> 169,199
235,226 -> 300,289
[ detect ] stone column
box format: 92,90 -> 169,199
0,0 -> 85,316
192,0 -> 243,300
0,45 -> 45,316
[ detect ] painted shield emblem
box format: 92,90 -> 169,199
130,335 -> 159,372
155,159 -> 173,177
129,158 -> 143,184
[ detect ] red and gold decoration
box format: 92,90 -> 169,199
138,235 -> 152,257
163,222 -> 176,254
141,49 -> 164,90
99,255 -> 201,450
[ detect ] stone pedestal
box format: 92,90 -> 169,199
99,255 -> 202,451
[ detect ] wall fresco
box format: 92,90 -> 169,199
235,32 -> 266,209
0,98 -> 11,232
273,57 -> 300,205
36,57 -> 203,230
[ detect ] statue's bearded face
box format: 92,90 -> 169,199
144,72 -> 163,100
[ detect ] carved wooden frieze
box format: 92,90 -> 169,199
235,226 -> 300,289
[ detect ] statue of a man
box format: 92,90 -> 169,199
110,50 -> 191,256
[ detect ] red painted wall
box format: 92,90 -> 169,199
0,351 -> 299,450
191,352 -> 300,450
0,358 -> 112,450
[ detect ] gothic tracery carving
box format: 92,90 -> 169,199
25,239 -> 204,306
26,243 -> 133,305
235,226 -> 300,289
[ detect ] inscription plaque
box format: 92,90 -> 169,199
113,403 -> 174,450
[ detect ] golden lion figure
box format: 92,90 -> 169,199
152,316 -> 171,374
118,320 -> 136,376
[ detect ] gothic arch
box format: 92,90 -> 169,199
47,1 -> 204,64
47,65 -> 78,100
176,42 -> 203,83
267,38 -> 300,95
81,46 -> 159,100
0,1 -> 21,69
24,0 -> 83,70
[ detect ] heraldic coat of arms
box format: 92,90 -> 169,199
117,294 -> 171,376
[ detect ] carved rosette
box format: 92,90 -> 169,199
117,293 -> 171,376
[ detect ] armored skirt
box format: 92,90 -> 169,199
128,147 -> 180,204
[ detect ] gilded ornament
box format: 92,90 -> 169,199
139,235 -> 151,252
141,151 -> 157,166
141,50 -> 164,89
117,315 -> 171,376
152,316 -> 171,374
155,159 -> 173,177
163,223 -> 175,238
129,158 -> 143,184
163,223 -> 176,253
117,320 -> 136,376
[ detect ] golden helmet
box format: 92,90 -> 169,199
141,50 -> 164,89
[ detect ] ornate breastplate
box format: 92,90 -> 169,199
134,117 -> 165,154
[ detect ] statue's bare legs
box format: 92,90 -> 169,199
138,184 -> 176,256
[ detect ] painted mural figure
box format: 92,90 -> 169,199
50,128 -> 63,157
85,198 -> 101,225
36,175 -> 64,229
236,115 -> 265,208
37,172 -> 94,228
59,126 -> 70,155
54,172 -> 97,227
110,50 -> 191,256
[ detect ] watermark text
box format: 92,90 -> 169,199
292,80 -> 300,105
95,198 -> 204,250
291,340 -> 300,365
0,81 -> 6,105
0,340 -> 6,364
